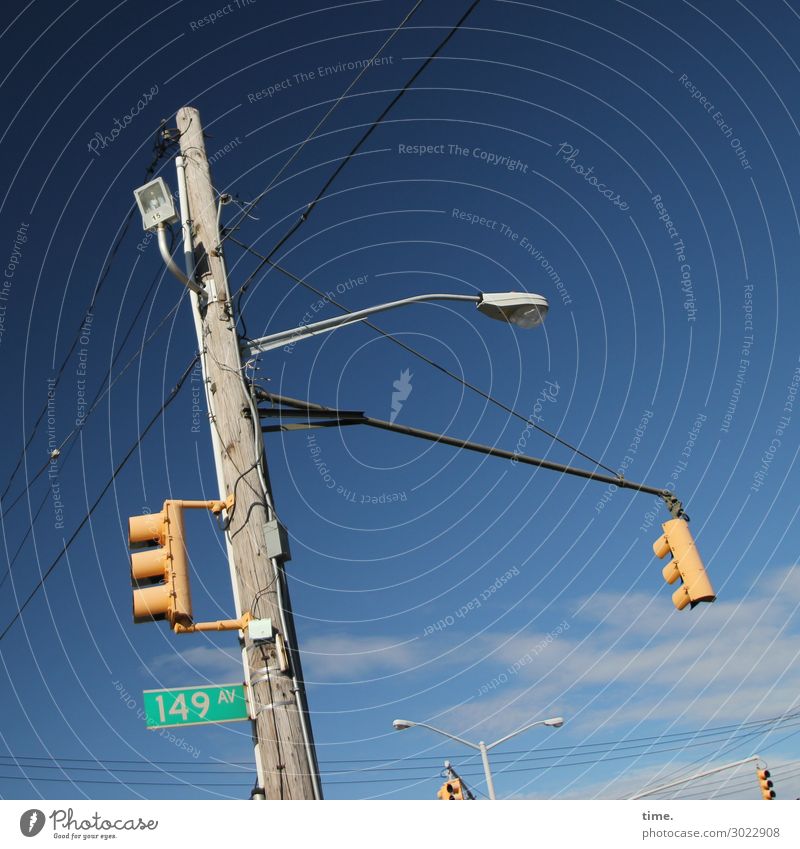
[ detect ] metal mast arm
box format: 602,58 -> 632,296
254,388 -> 685,517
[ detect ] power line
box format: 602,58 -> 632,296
0,253 -> 181,527
390,724 -> 800,781
222,0 -> 619,472
0,773 -> 250,788
2,713 -> 798,789
626,722 -> 800,799
0,208 -> 134,504
0,295 -> 183,591
0,754 -> 247,766
318,715 -> 800,776
657,759 -> 796,800
0,443 -> 73,591
227,0 -> 484,307
3,712 -> 793,767
669,770 -> 766,800
669,764 -> 800,800
0,355 -> 197,642
332,711 -> 800,765
321,718 -> 800,785
234,237 -> 631,476
0,129 -> 175,514
4,759 -> 790,796
0,762 -> 250,775
221,0 -> 426,245
635,704 -> 800,794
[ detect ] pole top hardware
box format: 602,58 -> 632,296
662,493 -> 688,521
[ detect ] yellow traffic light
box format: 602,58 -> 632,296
126,497 -> 255,635
653,518 -> 716,610
756,768 -> 775,800
437,778 -> 465,800
129,501 -> 192,629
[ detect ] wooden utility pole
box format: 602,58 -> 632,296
176,106 -> 320,800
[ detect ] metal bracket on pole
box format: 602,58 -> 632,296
251,700 -> 293,717
174,611 -> 252,634
209,493 -> 235,514
249,664 -> 284,676
156,223 -> 205,295
163,495 -> 234,514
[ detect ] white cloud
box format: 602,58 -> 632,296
551,750 -> 800,800
301,634 -> 424,682
294,568 -> 800,733
450,567 -> 800,733
144,645 -> 241,681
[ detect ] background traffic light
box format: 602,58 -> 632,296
653,518 -> 716,610
437,778 -> 465,800
756,768 -> 775,799
129,501 -> 193,629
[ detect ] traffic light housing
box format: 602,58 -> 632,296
129,501 -> 193,629
653,518 -> 716,610
437,778 -> 465,800
756,768 -> 775,799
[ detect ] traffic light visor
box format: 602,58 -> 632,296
129,511 -> 166,548
128,502 -> 192,627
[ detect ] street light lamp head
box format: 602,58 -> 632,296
392,719 -> 414,730
477,292 -> 549,329
544,717 -> 564,728
134,177 -> 179,231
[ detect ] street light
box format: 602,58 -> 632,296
133,177 -> 178,231
476,291 -> 548,328
133,176 -> 204,295
392,715 -> 564,799
244,291 -> 549,356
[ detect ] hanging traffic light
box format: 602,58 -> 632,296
129,501 -> 193,629
653,518 -> 716,610
756,768 -> 775,799
437,778 -> 465,800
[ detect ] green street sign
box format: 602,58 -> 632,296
142,682 -> 249,729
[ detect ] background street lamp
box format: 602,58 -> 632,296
392,715 -> 564,800
244,291 -> 549,355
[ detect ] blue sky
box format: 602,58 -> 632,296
2,0 -> 800,801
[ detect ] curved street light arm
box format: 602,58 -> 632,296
407,722 -> 480,751
244,293 -> 479,355
486,718 -> 559,751
629,755 -> 759,800
156,223 -> 204,295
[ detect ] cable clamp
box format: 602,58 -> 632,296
249,670 -> 282,685
252,699 -> 292,717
